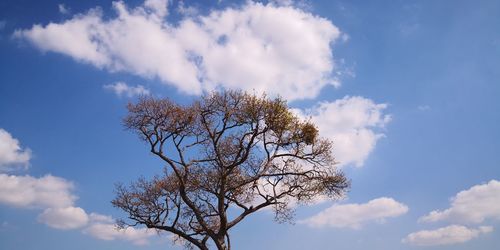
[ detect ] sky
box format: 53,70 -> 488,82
0,0 -> 499,249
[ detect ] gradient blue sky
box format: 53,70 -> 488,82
1,0 -> 500,249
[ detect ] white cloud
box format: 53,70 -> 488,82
0,173 -> 157,244
82,212 -> 157,245
270,0 -> 294,7
299,197 -> 408,229
58,4 -> 70,15
0,174 -> 91,231
104,82 -> 150,97
420,180 -> 500,224
84,221 -> 156,245
0,174 -> 75,208
38,206 -> 89,229
144,0 -> 169,18
295,96 -> 391,167
176,1 -> 198,16
89,212 -> 114,223
0,128 -> 153,242
14,9 -> 111,67
417,105 -> 430,111
0,129 -> 31,171
14,0 -> 343,101
402,225 -> 493,246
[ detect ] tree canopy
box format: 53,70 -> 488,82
113,90 -> 349,250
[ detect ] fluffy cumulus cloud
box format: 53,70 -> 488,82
300,197 -> 408,229
104,81 -> 150,97
14,0 -> 342,101
0,173 -> 89,231
0,128 -> 155,243
84,214 -> 156,246
0,128 -> 31,171
38,206 -> 89,229
0,174 -> 75,208
0,173 -> 156,243
420,180 -> 500,224
85,223 -> 155,245
295,96 -> 391,167
402,225 -> 493,246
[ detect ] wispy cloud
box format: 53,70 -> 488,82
417,105 -> 430,111
58,4 -> 70,15
176,1 -> 198,16
104,82 -> 150,98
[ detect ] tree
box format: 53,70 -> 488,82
112,90 -> 349,250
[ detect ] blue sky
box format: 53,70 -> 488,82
1,0 -> 499,249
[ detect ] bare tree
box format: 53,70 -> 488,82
113,90 -> 349,250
